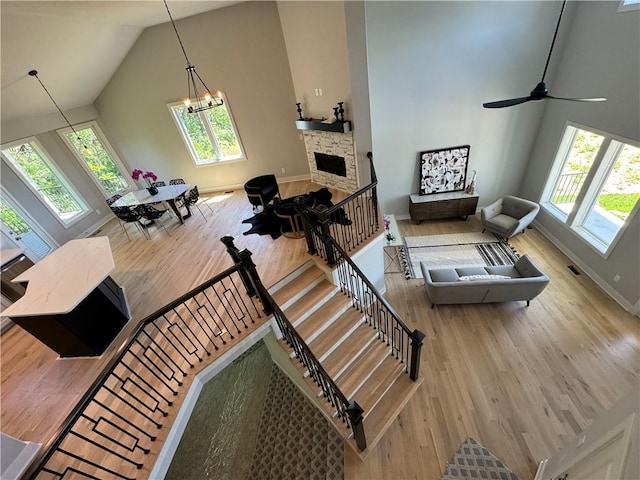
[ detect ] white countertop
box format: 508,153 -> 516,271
1,248 -> 25,266
2,237 -> 115,317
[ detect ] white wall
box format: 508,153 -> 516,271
362,1 -> 565,216
277,1 -> 351,121
96,2 -> 309,191
521,1 -> 640,308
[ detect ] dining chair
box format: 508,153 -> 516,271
106,193 -> 122,206
169,178 -> 187,208
135,204 -> 171,237
106,194 -> 128,236
185,185 -> 213,221
110,206 -> 149,241
151,181 -> 166,187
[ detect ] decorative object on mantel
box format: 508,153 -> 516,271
294,101 -> 352,133
465,169 -> 477,194
163,0 -> 223,114
419,145 -> 470,195
132,169 -> 159,195
28,70 -> 91,153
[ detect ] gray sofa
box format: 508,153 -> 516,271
420,255 -> 549,308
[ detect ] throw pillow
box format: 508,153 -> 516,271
457,274 -> 511,281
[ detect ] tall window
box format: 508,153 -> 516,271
1,138 -> 89,226
542,123 -> 640,255
168,93 -> 245,166
58,121 -> 133,196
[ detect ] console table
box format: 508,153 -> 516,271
2,237 -> 130,358
409,191 -> 479,224
383,214 -> 404,273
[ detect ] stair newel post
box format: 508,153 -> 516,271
316,209 -> 336,266
347,401 -> 367,451
220,236 -> 256,298
237,248 -> 274,315
409,329 -> 426,381
367,152 -> 380,231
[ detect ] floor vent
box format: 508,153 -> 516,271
568,265 -> 581,275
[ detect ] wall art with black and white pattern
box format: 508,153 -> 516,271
419,145 -> 470,195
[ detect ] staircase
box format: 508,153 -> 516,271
269,260 -> 423,460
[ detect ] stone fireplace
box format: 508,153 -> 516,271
302,130 -> 359,193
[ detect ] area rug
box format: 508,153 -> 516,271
441,437 -> 519,480
242,187 -> 351,240
401,232 -> 520,279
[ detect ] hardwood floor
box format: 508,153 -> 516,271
1,181 -> 638,480
344,218 -> 639,480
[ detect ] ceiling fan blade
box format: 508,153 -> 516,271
482,97 -> 533,109
546,95 -> 607,103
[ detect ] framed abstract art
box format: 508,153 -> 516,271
419,145 -> 470,195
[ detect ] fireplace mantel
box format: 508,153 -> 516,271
295,119 -> 351,133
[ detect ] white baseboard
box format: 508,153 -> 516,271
199,174 -> 312,195
533,221 -> 638,315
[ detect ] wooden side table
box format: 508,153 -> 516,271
383,214 -> 404,273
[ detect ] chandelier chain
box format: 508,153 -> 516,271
29,70 -> 80,138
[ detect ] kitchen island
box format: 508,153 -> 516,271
2,237 -> 130,357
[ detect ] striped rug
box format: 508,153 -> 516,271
401,232 -> 520,279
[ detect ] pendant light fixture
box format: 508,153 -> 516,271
163,0 -> 223,113
28,69 -> 90,152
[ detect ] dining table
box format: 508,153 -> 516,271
111,184 -> 192,224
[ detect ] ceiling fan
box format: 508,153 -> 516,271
483,0 -> 606,109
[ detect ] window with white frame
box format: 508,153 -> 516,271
618,0 -> 640,12
542,123 -> 640,255
58,121 -> 134,197
1,138 -> 90,226
168,93 -> 245,166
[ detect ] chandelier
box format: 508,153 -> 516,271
28,69 -> 90,152
164,0 -> 223,113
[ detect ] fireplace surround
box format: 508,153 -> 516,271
302,130 -> 358,193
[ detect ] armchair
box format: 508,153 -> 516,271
481,195 -> 540,239
244,174 -> 280,214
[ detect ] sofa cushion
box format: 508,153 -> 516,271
454,266 -> 489,277
485,265 -> 520,277
458,274 -> 511,281
427,268 -> 460,283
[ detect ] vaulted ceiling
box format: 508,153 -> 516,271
0,1 -> 242,124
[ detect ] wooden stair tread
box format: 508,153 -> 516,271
334,340 -> 392,398
352,355 -> 407,413
347,375 -> 423,461
271,264 -> 324,306
307,307 -> 365,360
321,323 -> 378,378
295,293 -> 352,342
283,280 -> 337,325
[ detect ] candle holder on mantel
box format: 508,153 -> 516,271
294,100 -> 351,133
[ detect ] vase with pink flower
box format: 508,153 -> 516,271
383,215 -> 395,243
132,169 -> 159,195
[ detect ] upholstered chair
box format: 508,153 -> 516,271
244,174 -> 280,214
481,195 -> 540,239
